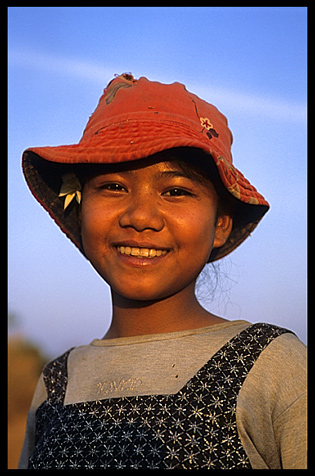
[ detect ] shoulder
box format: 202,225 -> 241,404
43,347 -> 75,371
43,344 -> 94,376
262,331 -> 306,370
240,330 -> 306,417
251,331 -> 306,396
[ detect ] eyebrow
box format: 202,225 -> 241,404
156,170 -> 195,180
156,170 -> 209,187
112,169 -> 196,181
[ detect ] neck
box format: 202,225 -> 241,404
103,283 -> 226,339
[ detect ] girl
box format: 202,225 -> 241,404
19,74 -> 306,469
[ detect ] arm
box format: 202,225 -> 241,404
18,374 -> 47,469
236,332 -> 307,469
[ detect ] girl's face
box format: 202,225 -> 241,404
80,159 -> 232,303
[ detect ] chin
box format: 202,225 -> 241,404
114,287 -> 169,303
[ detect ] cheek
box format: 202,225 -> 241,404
174,207 -> 217,261
80,201 -> 108,254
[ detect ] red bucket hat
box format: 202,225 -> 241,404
22,73 -> 269,262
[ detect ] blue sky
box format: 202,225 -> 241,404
8,7 -> 307,356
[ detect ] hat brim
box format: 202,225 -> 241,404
22,118 -> 269,262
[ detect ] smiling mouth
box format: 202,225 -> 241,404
117,246 -> 168,259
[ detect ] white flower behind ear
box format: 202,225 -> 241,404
59,173 -> 82,210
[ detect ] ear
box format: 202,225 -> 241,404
212,214 -> 233,249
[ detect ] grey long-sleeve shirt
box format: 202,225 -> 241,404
19,320 -> 307,469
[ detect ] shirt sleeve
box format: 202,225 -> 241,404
18,374 -> 47,469
236,332 -> 307,469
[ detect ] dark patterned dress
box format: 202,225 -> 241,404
28,323 -> 291,469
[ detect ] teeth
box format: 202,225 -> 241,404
117,246 -> 167,258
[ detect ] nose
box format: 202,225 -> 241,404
119,191 -> 165,232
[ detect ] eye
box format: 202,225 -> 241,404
99,183 -> 127,192
163,188 -> 194,197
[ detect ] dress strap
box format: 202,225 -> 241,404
189,322 -> 294,404
42,348 -> 74,403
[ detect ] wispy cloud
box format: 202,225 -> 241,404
190,83 -> 306,125
9,47 -> 306,124
9,47 -> 113,85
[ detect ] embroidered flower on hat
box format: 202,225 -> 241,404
192,99 -> 219,140
58,173 -> 82,210
200,117 -> 219,140
200,117 -> 213,130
